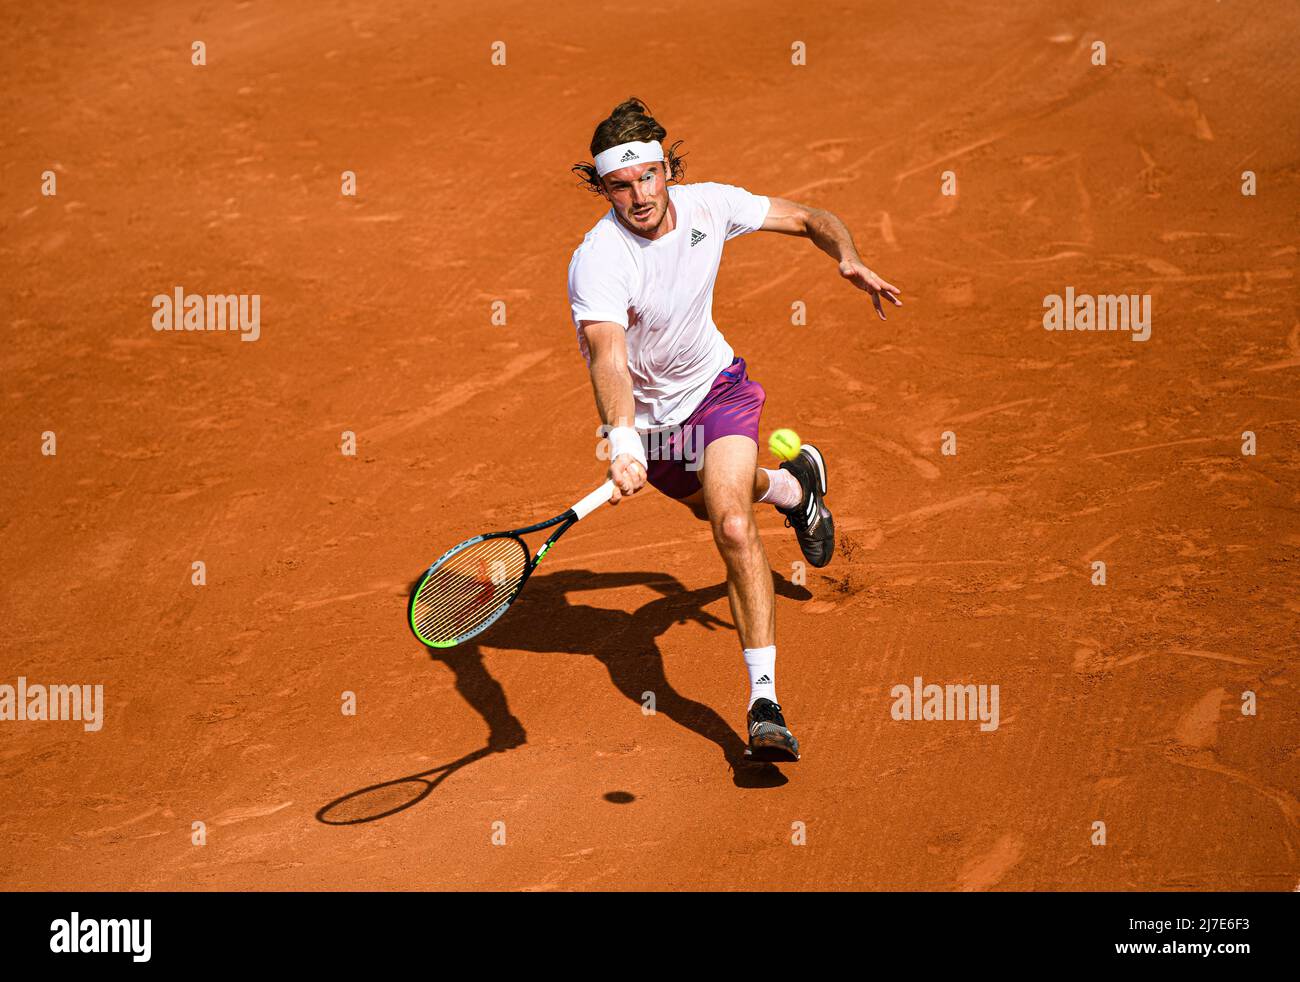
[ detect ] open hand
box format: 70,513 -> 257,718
839,259 -> 902,320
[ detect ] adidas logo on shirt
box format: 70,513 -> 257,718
619,149 -> 638,162
690,228 -> 706,246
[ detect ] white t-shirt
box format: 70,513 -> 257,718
567,181 -> 771,428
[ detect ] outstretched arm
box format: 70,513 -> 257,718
760,197 -> 903,321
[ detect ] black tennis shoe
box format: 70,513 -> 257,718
777,443 -> 834,568
744,697 -> 800,762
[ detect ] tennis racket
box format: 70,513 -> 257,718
408,479 -> 616,648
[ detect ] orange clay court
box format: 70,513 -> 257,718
1,0 -> 1297,891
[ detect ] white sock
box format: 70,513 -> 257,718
757,468 -> 801,509
743,645 -> 777,709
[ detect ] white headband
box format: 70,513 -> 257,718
594,140 -> 665,178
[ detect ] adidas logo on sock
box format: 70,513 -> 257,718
619,149 -> 638,162
690,228 -> 706,246
756,674 -> 771,685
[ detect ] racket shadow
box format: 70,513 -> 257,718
316,745 -> 495,826
316,581 -> 530,825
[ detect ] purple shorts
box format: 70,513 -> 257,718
644,356 -> 766,500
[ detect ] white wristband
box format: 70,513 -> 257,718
607,425 -> 647,468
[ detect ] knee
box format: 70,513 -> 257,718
711,510 -> 756,552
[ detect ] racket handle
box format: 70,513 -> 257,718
571,479 -> 616,521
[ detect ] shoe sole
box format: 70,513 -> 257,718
796,443 -> 833,568
744,725 -> 801,763
800,444 -> 828,496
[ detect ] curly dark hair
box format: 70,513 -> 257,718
571,97 -> 687,195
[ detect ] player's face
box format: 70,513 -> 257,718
601,162 -> 670,234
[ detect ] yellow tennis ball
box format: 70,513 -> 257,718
768,428 -> 802,461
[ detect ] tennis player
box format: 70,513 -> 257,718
568,98 -> 901,763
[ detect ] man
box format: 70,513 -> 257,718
567,98 -> 901,764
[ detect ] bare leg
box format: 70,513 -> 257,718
679,466 -> 771,519
699,435 -> 774,649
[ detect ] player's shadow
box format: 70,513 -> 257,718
317,569 -> 811,825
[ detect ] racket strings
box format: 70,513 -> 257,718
415,542 -> 526,631
416,542 -> 524,626
412,537 -> 530,645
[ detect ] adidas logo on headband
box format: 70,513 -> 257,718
594,139 -> 665,178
